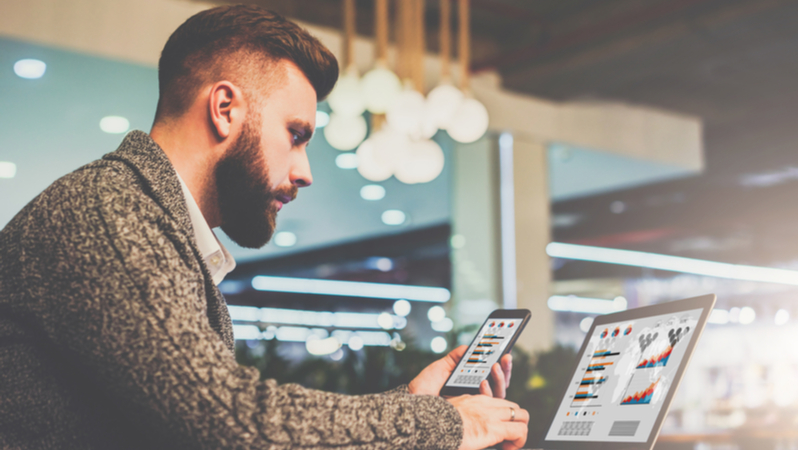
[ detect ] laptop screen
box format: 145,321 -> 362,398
544,307 -> 703,443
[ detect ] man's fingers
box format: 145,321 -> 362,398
500,354 -> 512,386
500,422 -> 528,450
479,379 -> 492,396
446,345 -> 469,366
506,406 -> 529,424
490,363 -> 506,398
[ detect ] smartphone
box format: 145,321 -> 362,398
439,308 -> 531,396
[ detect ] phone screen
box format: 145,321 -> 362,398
445,318 -> 524,388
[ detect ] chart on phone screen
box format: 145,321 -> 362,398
446,318 -> 522,388
544,308 -> 703,443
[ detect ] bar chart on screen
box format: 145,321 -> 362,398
571,348 -> 620,407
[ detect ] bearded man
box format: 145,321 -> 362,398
0,5 -> 528,450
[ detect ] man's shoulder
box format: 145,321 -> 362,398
45,158 -> 149,209
6,157 -> 159,238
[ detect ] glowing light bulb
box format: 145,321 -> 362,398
386,89 -> 436,140
394,139 -> 445,184
327,72 -> 365,117
427,306 -> 446,322
356,136 -> 394,182
431,336 -> 447,353
446,98 -> 489,143
426,83 -> 464,129
393,299 -> 411,317
360,67 -> 402,113
324,113 -> 368,150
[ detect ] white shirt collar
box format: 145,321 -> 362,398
174,171 -> 236,285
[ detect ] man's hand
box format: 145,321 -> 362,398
449,394 -> 529,450
408,345 -> 513,398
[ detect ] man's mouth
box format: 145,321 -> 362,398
274,195 -> 291,211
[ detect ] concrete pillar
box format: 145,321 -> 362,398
449,136 -> 503,328
510,138 -> 554,353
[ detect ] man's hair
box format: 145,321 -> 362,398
154,5 -> 338,122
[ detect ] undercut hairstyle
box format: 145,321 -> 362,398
154,5 -> 338,122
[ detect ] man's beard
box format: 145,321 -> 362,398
215,116 -> 297,249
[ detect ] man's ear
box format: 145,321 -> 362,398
208,81 -> 245,140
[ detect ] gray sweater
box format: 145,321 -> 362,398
0,131 -> 463,450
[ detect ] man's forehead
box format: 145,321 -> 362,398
267,60 -> 317,110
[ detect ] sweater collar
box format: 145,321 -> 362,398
102,130 -> 193,237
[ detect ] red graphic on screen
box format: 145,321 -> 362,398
499,322 -> 505,328
600,329 -> 608,339
636,346 -> 673,368
508,322 -> 514,328
624,325 -> 633,336
611,327 -> 620,338
621,378 -> 660,405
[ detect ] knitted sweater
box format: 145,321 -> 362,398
0,131 -> 463,450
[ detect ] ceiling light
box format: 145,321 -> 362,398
99,116 -> 130,134
430,336 -> 448,354
728,307 -> 740,323
315,110 -> 330,128
355,132 -> 400,182
547,295 -> 627,315
335,153 -> 358,169
393,299 -> 411,317
708,308 -> 729,324
450,234 -> 466,249
323,113 -> 367,151
14,59 -> 46,79
0,162 -> 17,179
610,201 -> 626,214
774,309 -> 790,326
306,336 -> 341,355
381,210 -> 406,226
327,72 -> 366,117
228,305 -> 403,330
360,67 -> 402,114
738,306 -> 756,325
431,317 -> 454,332
360,184 -> 386,200
446,98 -> 489,144
348,335 -> 364,351
273,231 -> 297,247
427,306 -> 446,322
579,317 -> 594,332
546,242 -> 799,285
377,313 -> 394,330
251,275 -> 451,302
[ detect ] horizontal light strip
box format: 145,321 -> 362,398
232,324 -> 391,346
228,305 -> 406,330
251,275 -> 451,302
546,242 -> 798,286
548,295 -> 628,315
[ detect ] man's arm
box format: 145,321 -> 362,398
21,173 -> 462,450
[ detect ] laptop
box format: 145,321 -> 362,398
532,294 -> 716,450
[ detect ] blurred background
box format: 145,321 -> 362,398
1,0 -> 797,449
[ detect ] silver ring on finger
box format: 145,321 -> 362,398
509,407 -> 516,422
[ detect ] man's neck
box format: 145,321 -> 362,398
150,121 -> 223,228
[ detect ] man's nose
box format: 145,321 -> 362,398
290,149 -> 313,188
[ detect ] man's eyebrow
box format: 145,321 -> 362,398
288,119 -> 314,144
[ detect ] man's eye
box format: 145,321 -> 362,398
290,130 -> 302,144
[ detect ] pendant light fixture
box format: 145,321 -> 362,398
445,0 -> 489,144
425,0 -> 464,129
324,0 -> 369,150
360,0 -> 402,114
